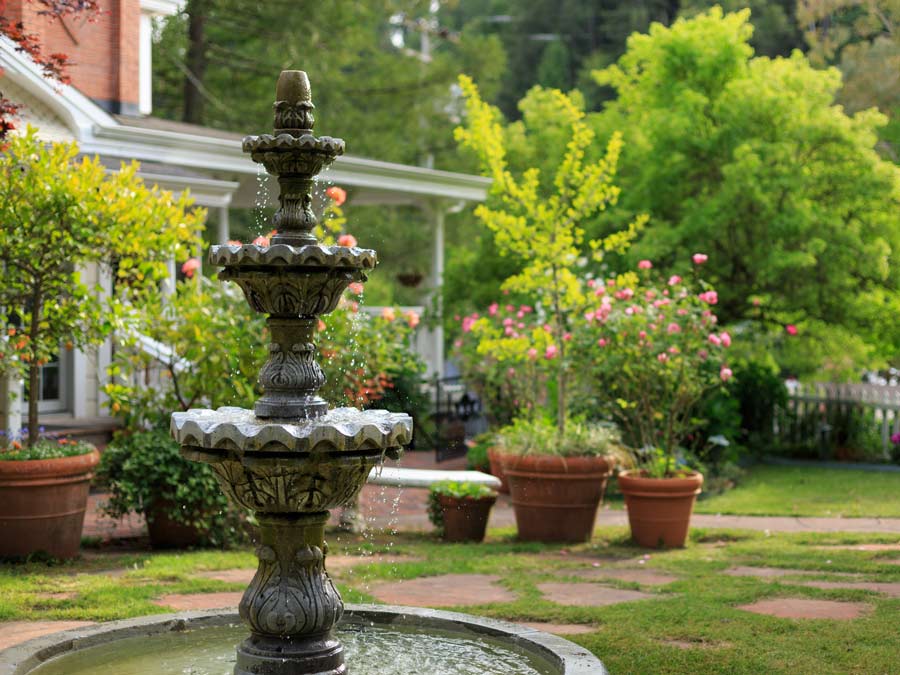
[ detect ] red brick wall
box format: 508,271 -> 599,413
6,0 -> 140,113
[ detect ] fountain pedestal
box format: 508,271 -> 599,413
171,67 -> 412,675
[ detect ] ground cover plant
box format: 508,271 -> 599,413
1,528 -> 899,674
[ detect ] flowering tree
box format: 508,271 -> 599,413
0,129 -> 202,445
577,255 -> 732,474
455,76 -> 643,435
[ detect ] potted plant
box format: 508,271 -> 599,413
97,429 -> 242,548
580,256 -> 733,548
428,480 -> 497,542
0,435 -> 99,559
495,418 -> 626,542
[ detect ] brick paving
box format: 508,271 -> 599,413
536,582 -> 655,607
737,598 -> 872,620
366,574 -> 516,607
0,621 -> 96,650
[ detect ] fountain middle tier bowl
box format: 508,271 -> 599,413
171,407 -> 412,512
0,607 -> 607,675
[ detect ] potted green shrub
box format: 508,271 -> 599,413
580,256 -> 733,548
428,481 -> 497,542
0,435 -> 99,559
495,418 -> 626,542
97,429 -> 242,549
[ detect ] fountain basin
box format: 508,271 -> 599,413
0,606 -> 607,675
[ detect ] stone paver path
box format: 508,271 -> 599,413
153,591 -> 243,611
573,568 -> 679,585
537,582 -> 655,607
197,555 -> 423,586
0,621 -> 96,650
737,598 -> 871,620
816,543 -> 900,551
723,566 -> 858,579
366,574 -> 515,607
519,622 -> 597,635
799,581 -> 900,598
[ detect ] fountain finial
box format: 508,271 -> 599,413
274,70 -> 315,135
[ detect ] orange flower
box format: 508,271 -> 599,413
325,186 -> 347,206
380,307 -> 396,322
405,310 -> 420,329
11,441 -> 21,450
181,258 -> 201,278
337,234 -> 357,248
7,328 -> 15,336
317,319 -> 327,332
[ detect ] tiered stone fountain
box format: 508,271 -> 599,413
169,70 -> 411,675
0,70 -> 606,675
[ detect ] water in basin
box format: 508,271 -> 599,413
30,623 -> 556,675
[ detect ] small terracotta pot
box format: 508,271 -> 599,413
502,454 -> 612,543
486,447 -> 510,494
145,500 -> 208,549
618,470 -> 704,549
438,494 -> 496,542
0,450 -> 100,559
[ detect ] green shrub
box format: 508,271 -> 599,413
427,480 -> 497,534
97,429 -> 246,548
494,417 -> 628,459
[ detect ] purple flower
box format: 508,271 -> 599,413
891,432 -> 900,445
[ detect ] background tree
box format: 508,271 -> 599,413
591,7 -> 900,378
0,129 -> 203,444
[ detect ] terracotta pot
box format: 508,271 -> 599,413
438,494 -> 496,542
502,454 -> 612,543
145,500 -> 207,549
618,470 -> 704,549
0,450 -> 100,559
486,447 -> 510,494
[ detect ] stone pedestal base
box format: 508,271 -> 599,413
235,633 -> 345,675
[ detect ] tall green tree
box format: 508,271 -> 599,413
591,7 -> 900,378
0,130 -> 202,444
152,0 -> 505,168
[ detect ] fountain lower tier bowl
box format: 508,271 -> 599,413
0,607 -> 607,675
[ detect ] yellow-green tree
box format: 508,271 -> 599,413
0,129 -> 203,444
455,76 -> 640,434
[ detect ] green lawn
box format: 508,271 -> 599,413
3,527 -> 900,674
695,465 -> 900,518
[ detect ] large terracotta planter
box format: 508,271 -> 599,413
502,454 -> 612,543
0,450 -> 100,559
618,470 -> 704,549
486,447 -> 510,494
438,494 -> 496,542
145,500 -> 207,549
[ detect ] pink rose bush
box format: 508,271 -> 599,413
575,257 -> 732,474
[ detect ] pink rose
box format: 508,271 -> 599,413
668,275 -> 682,286
594,286 -> 606,297
503,317 -> 514,327
786,325 -> 798,336
381,307 -> 396,322
517,310 -> 524,318
527,347 -> 538,360
563,332 -> 572,342
693,253 -> 708,264
488,303 -> 499,316
338,233 -> 358,248
317,319 -> 327,331
504,326 -> 515,336
520,305 -> 533,313
505,304 -> 515,312
405,310 -> 420,328
720,366 -> 733,382
462,316 -> 477,333
667,322 -> 681,334
719,331 -> 731,347
698,349 -> 708,360
699,290 -> 718,304
347,282 -> 364,295
639,330 -> 648,340
615,288 -> 634,300
252,235 -> 270,247
545,345 -> 558,360
597,338 -> 607,347
638,259 -> 653,270
677,308 -> 688,316
657,352 -> 668,362
454,339 -> 463,348
708,334 -> 722,346
668,346 -> 679,354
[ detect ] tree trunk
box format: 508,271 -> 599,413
183,0 -> 208,124
27,360 -> 39,446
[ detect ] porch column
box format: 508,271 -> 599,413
217,205 -> 230,244
0,371 -> 22,438
430,205 -> 445,379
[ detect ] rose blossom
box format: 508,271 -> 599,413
668,275 -> 682,286
708,333 -> 722,346
693,253 -> 708,264
527,348 -> 538,360
405,310 -> 420,328
597,338 -> 607,347
720,366 -> 733,382
638,259 -> 653,270
666,322 -> 681,334
325,186 -> 347,206
545,345 -> 558,360
381,307 -> 396,322
181,257 -> 201,278
347,282 -> 364,294
786,324 -> 798,336
657,352 -> 668,362
338,233 -> 358,248
488,303 -> 499,316
719,331 -> 732,347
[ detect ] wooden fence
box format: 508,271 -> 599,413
780,382 -> 900,459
